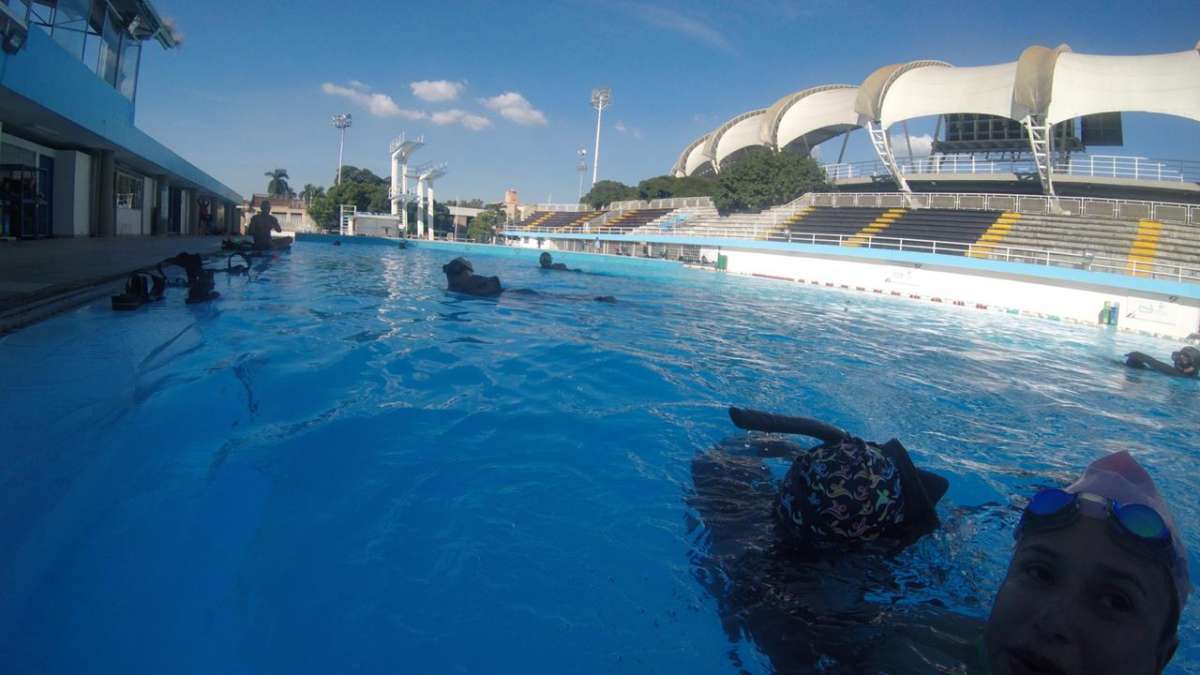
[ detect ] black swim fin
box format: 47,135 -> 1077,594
728,406 -> 849,444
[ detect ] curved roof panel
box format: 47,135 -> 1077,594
1013,44 -> 1070,119
703,109 -> 768,170
856,60 -> 951,121
1046,48 -> 1200,125
760,85 -> 860,151
672,134 -> 709,177
880,62 -> 1019,128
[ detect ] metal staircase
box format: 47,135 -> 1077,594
1023,116 -> 1056,197
866,121 -> 911,194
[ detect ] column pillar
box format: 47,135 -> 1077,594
97,150 -> 115,237
416,176 -> 426,238
426,183 -> 435,240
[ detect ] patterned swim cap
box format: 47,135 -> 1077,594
776,436 -> 945,549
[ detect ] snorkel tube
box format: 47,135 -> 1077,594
728,406 -> 849,444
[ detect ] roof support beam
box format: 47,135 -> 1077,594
866,121 -> 911,193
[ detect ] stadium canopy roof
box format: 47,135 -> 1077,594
761,84 -> 860,152
671,41 -> 1200,182
702,108 -> 768,172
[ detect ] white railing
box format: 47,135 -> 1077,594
822,154 -> 1200,184
504,225 -> 1200,283
799,191 -> 1200,226
608,196 -> 715,210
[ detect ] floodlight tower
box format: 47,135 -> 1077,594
590,87 -> 611,186
389,133 -> 425,232
332,113 -> 352,185
576,147 -> 588,202
420,164 -> 448,240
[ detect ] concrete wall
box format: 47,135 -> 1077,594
721,249 -> 1200,339
51,151 -> 91,237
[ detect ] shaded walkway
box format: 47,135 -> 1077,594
0,237 -> 225,333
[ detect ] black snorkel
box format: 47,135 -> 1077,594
728,406 -> 849,444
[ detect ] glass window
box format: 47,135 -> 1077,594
1,143 -> 37,168
49,0 -> 93,60
26,0 -> 52,26
116,36 -> 140,100
96,7 -> 120,86
115,170 -> 144,210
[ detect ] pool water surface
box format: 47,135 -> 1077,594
1,238 -> 1197,673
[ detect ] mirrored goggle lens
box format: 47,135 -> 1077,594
1115,503 -> 1170,542
1028,488 -> 1076,516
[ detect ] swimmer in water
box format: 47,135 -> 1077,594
538,252 -> 573,272
442,257 -> 615,302
1125,346 -> 1200,378
692,411 -> 1190,673
442,257 -> 502,296
984,451 -> 1189,675
689,407 -> 955,671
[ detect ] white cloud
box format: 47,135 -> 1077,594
480,92 -> 548,126
431,109 -> 492,131
615,120 -> 643,140
321,82 -> 427,120
411,80 -> 466,102
628,4 -> 733,53
891,133 -> 934,157
347,80 -> 370,91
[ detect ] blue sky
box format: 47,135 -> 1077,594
134,0 -> 1200,204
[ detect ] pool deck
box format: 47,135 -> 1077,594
0,237 -> 227,334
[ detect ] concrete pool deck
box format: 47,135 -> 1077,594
0,237 -> 228,334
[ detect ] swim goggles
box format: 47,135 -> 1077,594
1016,488 -> 1175,565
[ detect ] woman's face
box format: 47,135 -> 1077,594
984,516 -> 1176,675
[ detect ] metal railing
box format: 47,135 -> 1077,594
799,191 -> 1200,226
821,154 -> 1200,184
507,224 -> 1200,283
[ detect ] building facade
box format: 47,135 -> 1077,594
0,0 -> 240,239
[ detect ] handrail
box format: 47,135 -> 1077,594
798,191 -> 1200,226
821,154 -> 1200,184
506,225 -> 1200,283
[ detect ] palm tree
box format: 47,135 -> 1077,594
265,169 -> 291,197
300,183 -> 324,205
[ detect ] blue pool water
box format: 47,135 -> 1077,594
1,238 -> 1197,673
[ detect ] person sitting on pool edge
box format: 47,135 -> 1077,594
443,257 -> 502,296
538,252 -> 573,272
247,200 -> 283,251
1125,346 -> 1200,378
984,450 -> 1190,675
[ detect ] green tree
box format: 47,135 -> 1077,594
711,148 -> 828,214
637,174 -> 718,200
467,208 -> 505,242
265,169 -> 292,197
581,180 -> 639,209
300,183 -> 324,205
307,166 -> 390,230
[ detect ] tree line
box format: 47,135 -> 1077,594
581,148 -> 828,214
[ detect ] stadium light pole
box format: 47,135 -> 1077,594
576,147 -> 588,202
332,113 -> 352,185
590,87 -> 610,186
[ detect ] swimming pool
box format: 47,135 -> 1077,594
1,238 -> 1197,673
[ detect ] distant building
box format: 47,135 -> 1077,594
242,194 -> 319,233
0,1 -> 240,238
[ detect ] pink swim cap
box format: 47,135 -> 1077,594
1065,451 -> 1191,609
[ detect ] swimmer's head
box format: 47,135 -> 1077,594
442,257 -> 474,283
775,436 -> 948,551
539,252 -> 553,268
1172,346 -> 1199,370
985,452 -> 1189,675
260,200 -> 271,214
